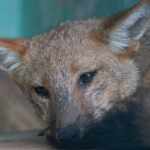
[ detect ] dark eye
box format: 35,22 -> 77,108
34,86 -> 49,98
79,70 -> 97,87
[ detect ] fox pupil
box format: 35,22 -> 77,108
34,86 -> 49,98
79,70 -> 97,87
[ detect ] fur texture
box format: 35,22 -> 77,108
0,0 -> 150,148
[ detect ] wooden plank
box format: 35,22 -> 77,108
0,131 -> 56,150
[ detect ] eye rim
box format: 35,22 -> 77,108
33,86 -> 50,98
78,70 -> 97,88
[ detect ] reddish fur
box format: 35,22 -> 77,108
70,63 -> 79,74
0,39 -> 27,56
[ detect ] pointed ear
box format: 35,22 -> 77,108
0,39 -> 29,72
103,0 -> 150,56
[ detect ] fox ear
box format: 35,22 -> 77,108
104,0 -> 150,55
0,39 -> 29,72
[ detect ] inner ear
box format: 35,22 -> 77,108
100,0 -> 150,56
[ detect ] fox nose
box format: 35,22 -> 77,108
56,125 -> 81,144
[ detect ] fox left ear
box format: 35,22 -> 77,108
105,0 -> 150,55
0,39 -> 29,72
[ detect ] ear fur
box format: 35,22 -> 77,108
103,0 -> 150,55
0,39 -> 28,72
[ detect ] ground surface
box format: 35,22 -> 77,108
0,131 -> 55,150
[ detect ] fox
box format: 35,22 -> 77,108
0,0 -> 150,149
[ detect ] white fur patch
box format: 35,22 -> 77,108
119,60 -> 139,99
109,27 -> 129,53
0,47 -> 21,72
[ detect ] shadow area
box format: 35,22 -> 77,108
47,101 -> 148,150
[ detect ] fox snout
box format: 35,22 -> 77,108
54,125 -> 81,144
48,102 -> 139,149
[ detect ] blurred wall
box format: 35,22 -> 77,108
0,0 -> 139,38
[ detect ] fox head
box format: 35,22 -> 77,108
0,0 -> 150,147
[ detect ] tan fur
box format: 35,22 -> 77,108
0,0 -> 150,147
144,70 -> 150,87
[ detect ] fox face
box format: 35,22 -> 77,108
0,0 -> 150,148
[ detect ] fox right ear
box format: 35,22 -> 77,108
0,39 -> 29,73
103,0 -> 150,56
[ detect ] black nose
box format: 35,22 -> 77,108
56,125 -> 81,145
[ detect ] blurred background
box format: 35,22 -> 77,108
0,0 -> 139,133
0,0 -> 138,38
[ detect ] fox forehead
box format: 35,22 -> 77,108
30,19 -> 103,52
23,19 -> 137,90
27,20 -> 114,71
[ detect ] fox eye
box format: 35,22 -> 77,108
79,70 -> 97,87
34,86 -> 49,98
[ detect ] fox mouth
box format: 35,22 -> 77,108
45,121 -> 140,149
39,104 -> 143,149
